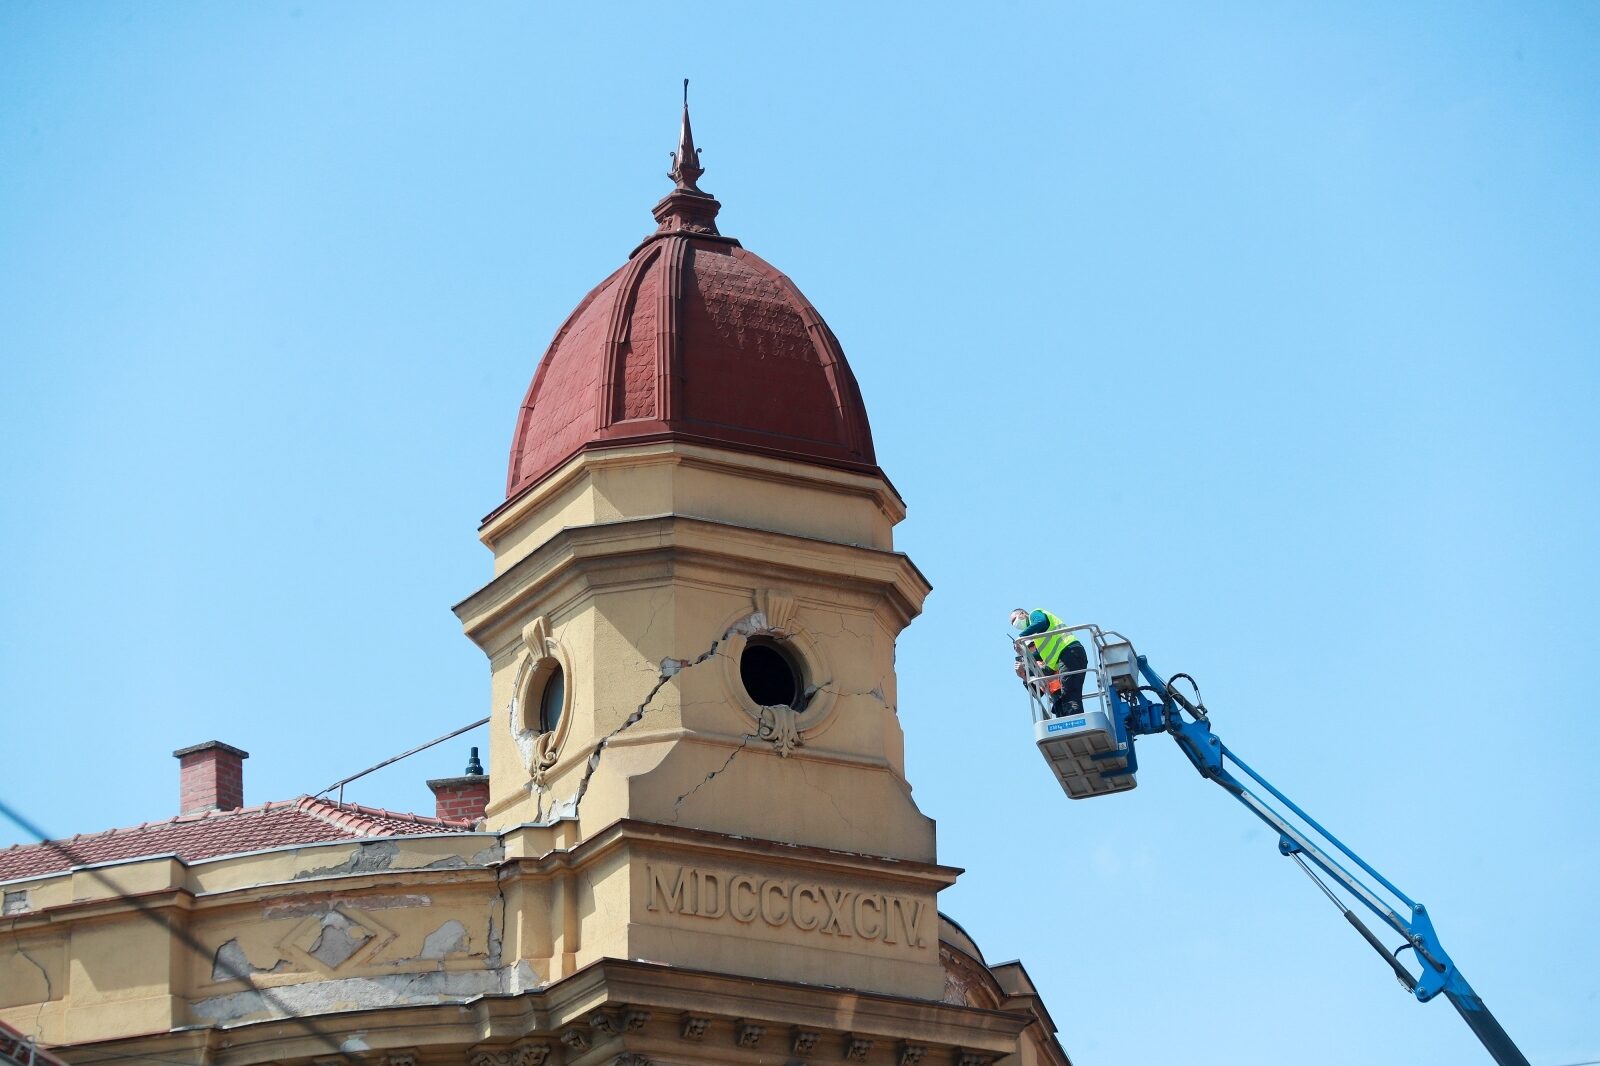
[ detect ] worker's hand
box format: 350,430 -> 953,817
1013,660 -> 1026,680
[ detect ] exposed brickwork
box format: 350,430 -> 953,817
427,775 -> 490,824
173,740 -> 248,814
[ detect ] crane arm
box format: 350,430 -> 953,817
1113,653 -> 1530,1066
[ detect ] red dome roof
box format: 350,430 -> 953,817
505,108 -> 877,501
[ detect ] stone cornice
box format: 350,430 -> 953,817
481,441 -> 908,545
454,514 -> 932,653
59,957 -> 1033,1066
1,818 -> 957,928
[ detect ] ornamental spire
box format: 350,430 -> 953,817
668,79 -> 705,193
650,78 -> 722,238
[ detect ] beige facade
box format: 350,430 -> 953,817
0,128 -> 1071,1066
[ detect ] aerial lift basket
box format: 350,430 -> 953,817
1020,627 -> 1137,799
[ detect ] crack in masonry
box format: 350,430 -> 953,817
9,925 -> 50,1038
800,756 -> 857,833
635,589 -> 671,650
812,609 -> 875,645
807,676 -> 892,710
395,969 -> 432,1002
485,871 -> 508,970
670,734 -> 756,821
564,626 -> 739,816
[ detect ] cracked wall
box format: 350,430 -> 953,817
446,437 -> 948,999
466,518 -> 933,853
545,583 -> 936,863
462,441 -> 926,838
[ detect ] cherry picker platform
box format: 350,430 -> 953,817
1016,624 -> 1139,798
1011,623 -> 1531,1066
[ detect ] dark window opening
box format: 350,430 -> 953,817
740,639 -> 801,709
539,665 -> 565,734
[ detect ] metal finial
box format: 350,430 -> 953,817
668,78 -> 705,192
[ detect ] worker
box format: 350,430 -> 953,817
1011,608 -> 1088,717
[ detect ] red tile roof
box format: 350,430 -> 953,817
0,797 -> 475,883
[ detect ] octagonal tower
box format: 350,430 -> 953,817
0,98 -> 1071,1066
454,99 -> 945,996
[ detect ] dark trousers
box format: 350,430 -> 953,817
1051,641 -> 1089,716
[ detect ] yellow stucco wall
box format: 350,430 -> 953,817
0,441 -> 1070,1066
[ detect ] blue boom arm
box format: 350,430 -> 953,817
1107,654 -> 1529,1066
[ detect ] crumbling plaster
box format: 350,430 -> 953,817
0,813 -> 958,1043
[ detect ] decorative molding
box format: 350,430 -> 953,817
522,616 -> 553,656
280,906 -> 394,975
470,1042 -> 551,1066
754,589 -> 797,633
611,1056 -> 652,1066
681,1014 -> 710,1041
512,1044 -> 553,1066
624,1008 -> 652,1031
383,1054 -> 419,1066
757,704 -> 803,758
736,1022 -> 766,1048
845,1037 -> 874,1062
588,1010 -> 624,1038
531,745 -> 558,788
898,1046 -> 926,1066
509,613 -> 573,785
560,1028 -> 591,1053
793,1030 -> 820,1055
956,1053 -> 992,1066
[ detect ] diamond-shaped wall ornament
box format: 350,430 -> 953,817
277,906 -> 395,973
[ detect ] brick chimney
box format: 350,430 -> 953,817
427,746 -> 489,824
173,740 -> 249,814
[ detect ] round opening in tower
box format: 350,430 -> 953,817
740,638 -> 803,709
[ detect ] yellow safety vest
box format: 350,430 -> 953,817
1032,609 -> 1078,670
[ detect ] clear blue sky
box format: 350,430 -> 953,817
2,4 -> 1595,1064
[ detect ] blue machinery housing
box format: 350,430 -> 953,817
1016,628 -> 1530,1066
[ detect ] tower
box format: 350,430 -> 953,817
454,93 -> 945,995
0,99 -> 1070,1066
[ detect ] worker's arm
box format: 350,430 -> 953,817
1016,610 -> 1050,638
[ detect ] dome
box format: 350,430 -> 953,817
505,104 -> 878,501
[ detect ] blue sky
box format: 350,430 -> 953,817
1,4 -> 1596,1064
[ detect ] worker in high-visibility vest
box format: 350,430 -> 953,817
1010,608 -> 1088,717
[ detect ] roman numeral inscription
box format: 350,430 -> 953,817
645,863 -> 928,948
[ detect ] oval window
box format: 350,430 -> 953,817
740,638 -> 802,709
539,665 -> 565,734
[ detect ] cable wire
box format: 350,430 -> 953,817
0,797 -> 359,1064
315,715 -> 489,800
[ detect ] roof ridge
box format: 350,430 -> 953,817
341,797 -> 470,828
293,796 -> 472,834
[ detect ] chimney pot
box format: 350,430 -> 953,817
428,749 -> 489,824
172,740 -> 249,814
